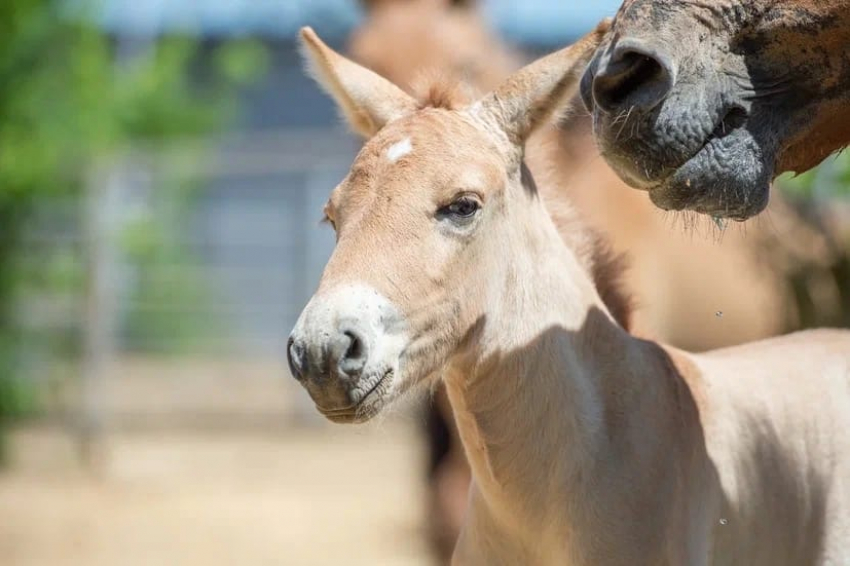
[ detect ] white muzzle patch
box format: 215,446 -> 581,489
291,283 -> 408,379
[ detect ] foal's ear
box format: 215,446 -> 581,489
299,27 -> 417,138
474,20 -> 611,144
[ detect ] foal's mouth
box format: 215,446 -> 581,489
316,369 -> 394,424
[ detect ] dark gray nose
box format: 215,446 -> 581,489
287,323 -> 370,383
287,336 -> 306,381
587,39 -> 675,114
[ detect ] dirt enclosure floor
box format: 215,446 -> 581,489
0,358 -> 434,566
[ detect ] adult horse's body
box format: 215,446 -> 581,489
290,26 -> 850,565
583,0 -> 850,219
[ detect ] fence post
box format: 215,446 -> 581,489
79,160 -> 117,469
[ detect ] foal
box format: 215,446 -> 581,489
289,25 -> 850,565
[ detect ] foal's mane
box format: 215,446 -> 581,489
413,72 -> 475,111
524,164 -> 634,332
413,76 -> 635,331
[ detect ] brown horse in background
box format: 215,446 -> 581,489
347,0 -> 849,560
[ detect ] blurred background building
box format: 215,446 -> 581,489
0,1 -> 846,565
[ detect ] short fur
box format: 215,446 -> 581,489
347,0 -> 847,352
346,3 -> 850,560
416,78 -> 634,330
293,26 -> 850,565
415,75 -> 474,111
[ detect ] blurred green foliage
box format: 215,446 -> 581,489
779,151 -> 850,332
777,151 -> 850,200
117,176 -> 219,355
0,0 -> 267,457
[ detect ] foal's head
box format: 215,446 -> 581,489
288,24 -> 608,423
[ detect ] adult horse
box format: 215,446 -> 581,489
582,0 -> 850,220
290,25 -> 850,564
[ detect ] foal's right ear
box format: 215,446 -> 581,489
472,20 -> 610,145
299,27 -> 417,138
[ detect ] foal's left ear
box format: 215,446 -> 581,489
473,20 -> 611,144
299,27 -> 417,138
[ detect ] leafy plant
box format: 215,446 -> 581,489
778,150 -> 850,200
0,0 -> 268,460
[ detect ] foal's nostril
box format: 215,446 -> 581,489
343,330 -> 363,361
288,323 -> 372,384
591,41 -> 674,114
287,336 -> 305,381
337,328 -> 369,377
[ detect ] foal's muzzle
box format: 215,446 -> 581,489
287,284 -> 405,422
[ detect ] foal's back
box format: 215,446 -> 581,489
692,330 -> 850,565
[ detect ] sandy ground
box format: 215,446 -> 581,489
0,358 -> 434,566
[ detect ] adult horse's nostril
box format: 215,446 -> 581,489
287,336 -> 305,381
334,326 -> 370,378
591,39 -> 675,114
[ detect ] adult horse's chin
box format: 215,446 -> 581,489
589,72 -> 775,221
640,128 -> 773,221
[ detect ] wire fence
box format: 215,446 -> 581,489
14,127 -> 359,458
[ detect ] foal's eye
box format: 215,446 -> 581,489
439,195 -> 481,221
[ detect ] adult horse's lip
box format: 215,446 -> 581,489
603,104 -> 751,187
615,105 -> 755,218
315,369 -> 393,423
646,136 -> 769,220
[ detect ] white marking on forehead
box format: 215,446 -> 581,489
386,138 -> 413,163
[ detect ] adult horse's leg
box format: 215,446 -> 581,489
425,389 -> 470,562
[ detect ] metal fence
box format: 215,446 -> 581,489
15,127 -> 359,457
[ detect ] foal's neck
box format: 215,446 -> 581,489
443,196 -> 680,541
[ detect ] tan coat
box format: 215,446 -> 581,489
292,25 -> 850,565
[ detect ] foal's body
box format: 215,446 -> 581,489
696,333 -> 850,563
291,25 -> 850,565
449,311 -> 850,564
439,167 -> 850,563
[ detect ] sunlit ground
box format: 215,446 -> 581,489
0,359 -> 431,566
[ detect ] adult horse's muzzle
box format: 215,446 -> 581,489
287,284 -> 406,423
581,30 -> 773,221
